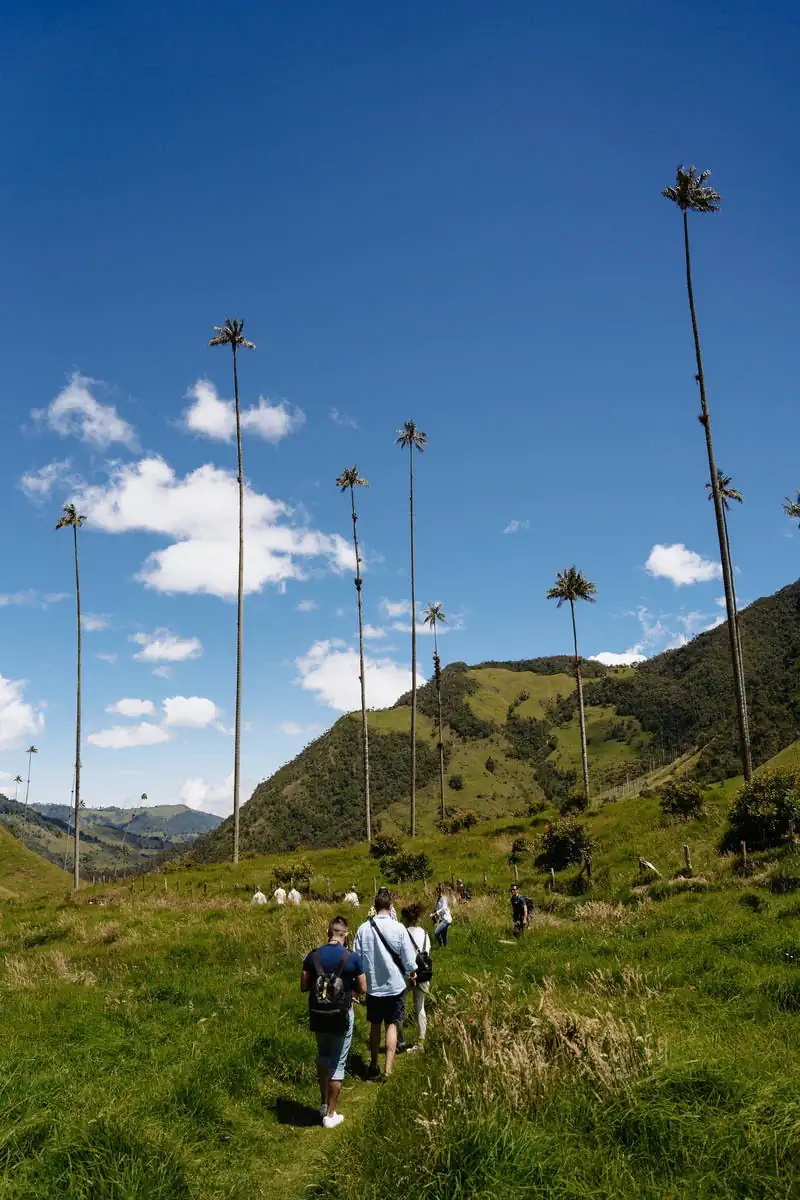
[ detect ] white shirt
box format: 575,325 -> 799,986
435,895 -> 452,924
273,887 -> 287,905
343,891 -> 359,907
287,888 -> 302,905
251,890 -> 267,906
406,925 -> 430,954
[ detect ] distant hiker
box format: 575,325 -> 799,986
251,888 -> 267,906
432,885 -> 452,947
401,902 -> 433,1051
288,887 -> 302,906
343,886 -> 359,908
367,901 -> 397,921
456,878 -> 472,901
510,884 -> 532,937
273,885 -> 287,905
301,915 -> 367,1129
354,888 -> 417,1080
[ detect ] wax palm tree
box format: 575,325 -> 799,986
546,568 -> 597,806
22,747 -> 37,824
423,603 -> 447,822
56,502 -> 86,888
13,775 -> 23,804
396,419 -> 428,837
705,468 -> 749,743
783,492 -> 800,523
209,318 -> 255,864
662,166 -> 752,780
336,466 -> 372,842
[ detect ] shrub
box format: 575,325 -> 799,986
448,774 -> 464,792
439,809 -> 478,835
370,833 -> 402,860
728,769 -> 800,849
485,756 -> 496,774
659,780 -> 704,821
380,851 -> 433,883
560,792 -> 588,815
508,836 -> 531,865
539,818 -> 596,871
271,860 -> 312,888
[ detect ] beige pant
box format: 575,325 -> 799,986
411,982 -> 430,1042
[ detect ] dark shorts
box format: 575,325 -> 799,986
365,992 -> 406,1026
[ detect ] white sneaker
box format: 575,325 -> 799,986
322,1113 -> 345,1129
319,1104 -> 328,1121
405,1043 -> 422,1054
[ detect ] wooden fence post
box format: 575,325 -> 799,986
326,877 -> 331,900
550,867 -> 556,890
451,871 -> 455,890
741,840 -> 748,872
513,863 -> 519,884
203,882 -> 208,897
372,876 -> 377,897
164,878 -> 168,892
483,871 -> 487,889
683,844 -> 692,876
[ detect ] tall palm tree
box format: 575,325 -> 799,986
546,568 -> 597,806
209,317 -> 256,865
56,502 -> 86,889
23,747 -> 37,823
423,603 -> 447,822
662,166 -> 752,780
705,468 -> 749,744
13,775 -> 23,804
396,419 -> 428,837
783,492 -> 800,523
336,466 -> 372,842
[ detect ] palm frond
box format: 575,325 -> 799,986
783,492 -> 800,523
423,602 -> 447,626
546,566 -> 598,605
55,502 -> 86,530
395,419 -> 428,451
208,317 -> 256,350
662,164 -> 721,214
335,466 -> 370,491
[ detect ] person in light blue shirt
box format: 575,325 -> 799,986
353,888 -> 417,1080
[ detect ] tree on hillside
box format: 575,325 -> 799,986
705,468 -> 749,747
56,502 -> 86,889
209,317 -> 256,864
13,775 -> 23,804
662,165 -> 752,780
423,602 -> 448,821
23,747 -> 37,824
783,492 -> 800,524
336,466 -> 372,842
546,567 -> 597,807
396,419 -> 428,837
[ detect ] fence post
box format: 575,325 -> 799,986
741,840 -> 748,872
483,871 -> 487,889
204,882 -> 208,897
326,877 -> 331,900
372,876 -> 377,897
164,878 -> 168,892
451,871 -> 455,890
513,863 -> 519,884
683,844 -> 692,876
550,867 -> 556,890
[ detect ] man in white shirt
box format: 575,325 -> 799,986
287,887 -> 302,906
353,888 -> 417,1080
251,888 -> 267,906
343,886 -> 359,908
273,885 -> 287,905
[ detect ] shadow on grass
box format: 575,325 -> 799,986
273,1096 -> 321,1127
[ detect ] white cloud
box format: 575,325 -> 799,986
0,591 -> 67,610
75,456 -> 354,598
362,624 -> 387,640
32,373 -> 137,449
87,723 -> 173,750
295,639 -> 425,713
106,698 -> 156,718
645,543 -> 722,587
81,613 -> 111,632
279,721 -> 322,736
162,696 -> 220,728
96,652 -> 118,664
380,598 -> 411,619
503,519 -> 529,535
296,599 -> 318,612
178,774 -> 233,817
330,408 -> 359,429
714,596 -> 727,608
0,675 -> 44,748
183,380 -> 304,444
130,629 -> 203,663
590,651 -> 647,667
152,665 -> 172,678
20,459 -> 81,501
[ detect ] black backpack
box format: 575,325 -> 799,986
308,948 -> 351,1033
408,930 -> 433,984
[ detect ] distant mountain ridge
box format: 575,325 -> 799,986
191,578 -> 800,863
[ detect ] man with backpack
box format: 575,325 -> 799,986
301,915 -> 367,1128
510,884 -> 534,937
353,888 -> 418,1081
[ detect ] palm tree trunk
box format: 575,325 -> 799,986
682,210 -> 752,780
408,441 -> 417,838
350,488 -> 371,843
24,751 -> 33,825
722,503 -> 749,746
73,523 -> 82,890
232,343 -> 244,864
570,599 -> 590,805
433,624 -> 445,822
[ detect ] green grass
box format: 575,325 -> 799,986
2,779 -> 800,1198
465,668 -> 577,723
0,824 -> 67,900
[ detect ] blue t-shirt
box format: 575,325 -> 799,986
303,944 -> 364,997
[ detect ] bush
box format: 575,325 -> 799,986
370,834 -> 402,860
439,809 -> 478,835
380,851 -> 433,883
659,780 -> 704,821
560,792 -> 588,815
448,774 -> 464,792
539,818 -> 596,871
271,860 -> 312,888
728,770 -> 800,849
485,756 -> 496,774
508,836 -> 530,865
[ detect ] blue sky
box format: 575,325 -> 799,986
1,0 -> 798,814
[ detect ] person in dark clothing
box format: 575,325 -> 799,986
510,884 -> 531,937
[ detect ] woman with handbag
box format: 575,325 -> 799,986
401,902 -> 433,1051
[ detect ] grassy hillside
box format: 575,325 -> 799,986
0,823 -> 67,900
2,778 -> 800,1198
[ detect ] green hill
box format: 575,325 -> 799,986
0,823 -> 67,900
194,578 -> 800,862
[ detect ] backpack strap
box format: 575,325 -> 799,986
369,918 -> 407,975
310,947 -> 350,977
407,929 -> 420,953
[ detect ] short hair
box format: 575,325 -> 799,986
401,902 -> 423,925
328,916 -> 349,939
374,887 -> 393,912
